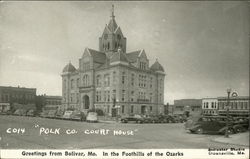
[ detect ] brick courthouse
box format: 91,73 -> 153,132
61,6 -> 165,116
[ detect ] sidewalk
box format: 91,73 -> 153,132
98,116 -> 119,124
212,132 -> 249,147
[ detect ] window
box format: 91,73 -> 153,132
139,75 -> 146,88
113,71 -> 116,84
104,91 -> 107,102
63,79 -> 67,90
83,74 -> 89,86
83,62 -> 90,71
70,93 -> 73,102
107,105 -> 110,113
244,102 -> 247,109
131,74 -> 135,86
76,93 -> 79,103
140,62 -> 146,70
122,90 -> 125,101
240,102 -> 243,110
150,77 -> 153,88
150,93 -> 153,102
96,91 -> 101,102
112,90 -> 116,100
77,78 -> 80,87
96,75 -> 101,87
122,105 -> 125,113
150,106 -> 152,112
211,102 -> 214,108
131,105 -> 134,113
122,72 -> 125,84
131,91 -> 134,102
104,74 -> 110,87
71,79 -> 74,89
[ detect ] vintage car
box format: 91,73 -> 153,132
62,110 -> 74,120
46,110 -> 57,118
70,110 -> 86,121
13,109 -> 28,116
232,117 -> 249,133
26,109 -> 35,117
55,109 -> 65,119
187,116 -> 235,135
86,112 -> 98,123
121,114 -> 144,124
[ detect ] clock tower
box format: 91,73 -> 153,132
99,5 -> 127,55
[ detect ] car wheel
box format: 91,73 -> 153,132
196,128 -> 204,134
226,128 -> 235,135
236,127 -> 246,133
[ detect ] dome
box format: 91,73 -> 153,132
62,62 -> 76,73
150,60 -> 164,72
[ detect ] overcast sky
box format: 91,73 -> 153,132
0,1 -> 249,104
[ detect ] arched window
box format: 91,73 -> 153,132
71,79 -> 74,89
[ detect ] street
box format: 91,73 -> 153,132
0,115 -> 247,149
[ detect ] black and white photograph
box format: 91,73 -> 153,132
0,1 -> 249,158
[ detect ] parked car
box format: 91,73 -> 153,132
145,115 -> 160,123
26,109 -> 35,117
13,109 -> 27,116
70,110 -> 86,121
55,110 -> 65,119
232,117 -> 249,133
40,110 -> 49,118
187,116 -> 235,135
47,110 -> 57,118
86,112 -> 98,123
121,114 -> 144,124
166,115 -> 178,123
62,110 -> 74,120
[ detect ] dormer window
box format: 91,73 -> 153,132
140,62 -> 146,70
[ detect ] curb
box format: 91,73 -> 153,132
99,120 -> 118,124
211,136 -> 249,147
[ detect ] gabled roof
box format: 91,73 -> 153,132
126,50 -> 141,63
87,48 -> 106,64
110,48 -> 129,63
62,62 -> 76,73
150,60 -> 165,72
108,18 -> 118,32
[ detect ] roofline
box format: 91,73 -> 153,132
0,86 -> 37,90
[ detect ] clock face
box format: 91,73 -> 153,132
104,34 -> 108,39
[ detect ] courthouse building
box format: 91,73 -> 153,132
61,6 -> 165,116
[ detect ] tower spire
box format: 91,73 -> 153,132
110,4 -> 115,19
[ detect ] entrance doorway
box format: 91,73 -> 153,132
83,95 -> 90,109
141,106 -> 146,115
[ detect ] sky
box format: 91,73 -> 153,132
0,1 -> 249,104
